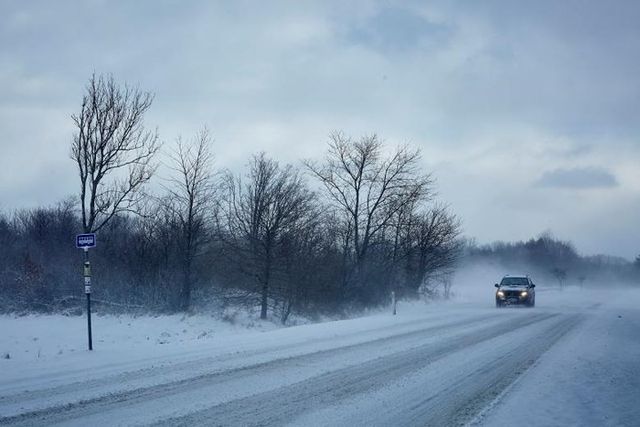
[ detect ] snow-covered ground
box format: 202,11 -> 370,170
0,310 -> 282,362
1,286 -> 638,426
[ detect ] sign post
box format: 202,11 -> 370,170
76,233 -> 96,350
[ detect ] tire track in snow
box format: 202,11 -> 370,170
0,311 -> 509,425
397,313 -> 585,426
151,312 -> 564,427
0,309 -> 466,397
0,310 -> 491,402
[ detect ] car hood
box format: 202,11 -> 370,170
498,286 -> 529,290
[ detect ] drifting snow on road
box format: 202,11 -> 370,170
1,289 -> 639,426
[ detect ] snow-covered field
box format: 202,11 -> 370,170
1,287 -> 638,426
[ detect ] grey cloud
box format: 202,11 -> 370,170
347,6 -> 453,53
536,167 -> 618,189
1,0 -> 639,258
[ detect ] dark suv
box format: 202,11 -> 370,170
495,275 -> 536,307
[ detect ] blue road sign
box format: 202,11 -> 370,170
76,233 -> 96,248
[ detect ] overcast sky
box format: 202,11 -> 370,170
1,0 -> 639,259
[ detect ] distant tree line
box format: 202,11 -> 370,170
0,74 -> 462,320
464,233 -> 640,288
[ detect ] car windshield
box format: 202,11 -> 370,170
500,277 -> 528,286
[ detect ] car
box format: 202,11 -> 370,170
495,275 -> 536,307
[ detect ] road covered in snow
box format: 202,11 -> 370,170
1,288 -> 638,426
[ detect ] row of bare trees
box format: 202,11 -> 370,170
464,233 -> 640,288
1,74 -> 462,319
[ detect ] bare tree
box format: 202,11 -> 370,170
407,205 -> 462,296
276,199 -> 326,323
551,266 -> 567,290
163,128 -> 216,311
577,275 -> 587,288
305,132 -> 432,286
71,74 -> 160,233
223,153 -> 314,319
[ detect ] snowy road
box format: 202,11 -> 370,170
1,291 -> 638,426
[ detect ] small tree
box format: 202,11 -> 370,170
577,275 -> 587,288
551,266 -> 567,290
224,153 -> 313,319
71,74 -> 160,233
164,128 -> 216,311
405,205 -> 462,297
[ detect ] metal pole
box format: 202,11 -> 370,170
84,248 -> 93,351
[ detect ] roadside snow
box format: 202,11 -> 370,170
0,311 -> 282,362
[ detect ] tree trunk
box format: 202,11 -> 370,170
260,249 -> 271,320
180,260 -> 192,312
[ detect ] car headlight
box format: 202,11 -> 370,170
497,291 -> 504,297
520,291 -> 528,297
